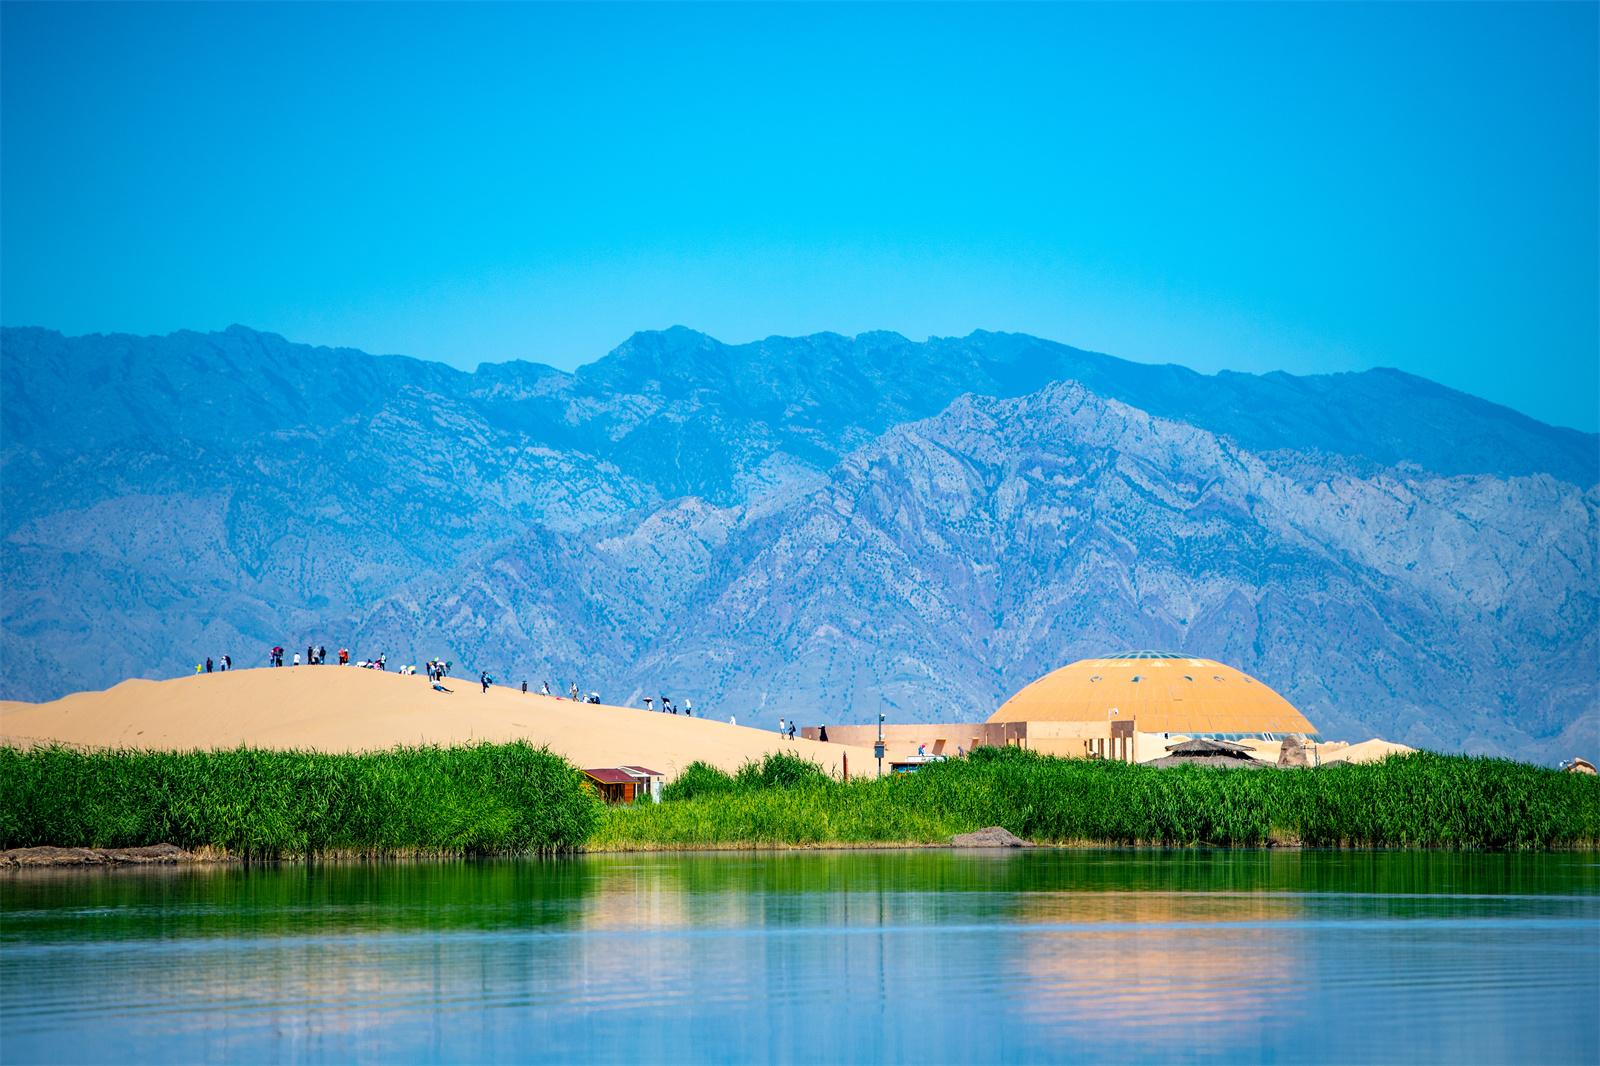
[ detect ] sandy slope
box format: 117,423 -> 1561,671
1319,738 -> 1417,765
0,666 -> 872,779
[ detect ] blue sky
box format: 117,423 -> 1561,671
3,2 -> 1596,431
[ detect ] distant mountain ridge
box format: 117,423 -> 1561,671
2,324 -> 1595,763
6,324 -> 1593,488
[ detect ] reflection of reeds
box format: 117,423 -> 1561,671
0,858 -> 600,940
0,742 -> 600,858
597,749 -> 1600,850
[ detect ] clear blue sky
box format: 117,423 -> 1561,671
3,2 -> 1596,431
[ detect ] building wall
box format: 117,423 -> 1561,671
803,720 -> 1136,764
803,720 -> 1288,766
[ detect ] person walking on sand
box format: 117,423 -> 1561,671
542,680 -> 550,696
788,721 -> 796,740
481,671 -> 489,693
684,700 -> 693,717
643,696 -> 654,712
778,716 -> 785,736
570,682 -> 579,701
522,680 -> 527,694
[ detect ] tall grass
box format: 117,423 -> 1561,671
595,748 -> 1600,851
5,746 -> 1592,856
0,742 -> 600,858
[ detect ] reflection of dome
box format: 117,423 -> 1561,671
991,651 -> 1321,741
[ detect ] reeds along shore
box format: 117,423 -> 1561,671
0,742 -> 599,859
2,745 -> 1596,858
594,749 -> 1600,850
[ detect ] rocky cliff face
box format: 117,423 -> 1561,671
3,324 -> 1594,762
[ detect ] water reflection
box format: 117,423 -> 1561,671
2,851 -> 1596,1065
1005,891 -> 1305,1032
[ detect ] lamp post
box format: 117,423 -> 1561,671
875,710 -> 886,778
1107,707 -> 1119,761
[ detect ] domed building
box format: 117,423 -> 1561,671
991,651 -> 1322,742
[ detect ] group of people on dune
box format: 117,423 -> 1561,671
264,645 -> 355,668
517,679 -> 600,703
220,648 -> 678,716
642,694 -> 690,716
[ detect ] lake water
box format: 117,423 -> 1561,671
3,849 -> 1596,1064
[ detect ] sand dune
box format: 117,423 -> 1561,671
0,666 -> 873,780
1319,738 -> 1417,765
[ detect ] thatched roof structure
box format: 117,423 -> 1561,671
1164,737 -> 1256,755
1142,736 -> 1267,769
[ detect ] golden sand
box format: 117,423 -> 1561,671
0,666 -> 872,780
1318,737 -> 1417,764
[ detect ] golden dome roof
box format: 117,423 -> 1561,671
991,651 -> 1321,739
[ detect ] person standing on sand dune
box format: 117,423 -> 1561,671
542,680 -> 550,696
643,697 -> 654,712
522,680 -> 527,694
205,657 -> 213,673
293,653 -> 300,667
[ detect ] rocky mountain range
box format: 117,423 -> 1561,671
2,324 -> 1595,762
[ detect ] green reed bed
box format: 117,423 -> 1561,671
5,745 -> 1592,857
594,749 -> 1600,850
0,742 -> 600,858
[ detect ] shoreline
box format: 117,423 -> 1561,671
8,838 -> 1599,868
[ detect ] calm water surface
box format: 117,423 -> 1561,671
2,850 -> 1596,1064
